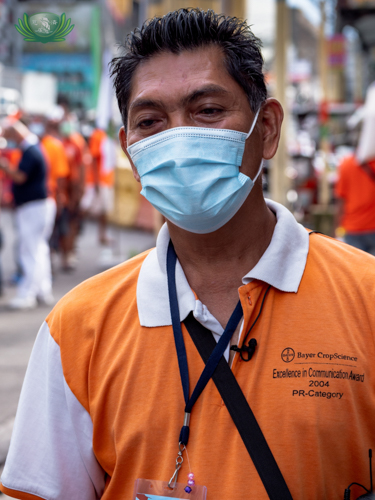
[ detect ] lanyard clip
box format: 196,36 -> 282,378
168,443 -> 185,489
179,412 -> 190,446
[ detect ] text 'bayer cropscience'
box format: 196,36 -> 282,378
297,351 -> 358,362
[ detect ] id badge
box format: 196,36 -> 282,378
132,479 -> 207,500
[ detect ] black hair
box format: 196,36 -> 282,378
110,8 -> 267,128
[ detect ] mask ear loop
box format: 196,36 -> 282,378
244,107 -> 263,183
246,107 -> 261,139
251,159 -> 264,184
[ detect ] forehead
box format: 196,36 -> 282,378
128,45 -> 244,106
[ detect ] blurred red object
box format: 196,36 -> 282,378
319,101 -> 329,125
0,147 -> 22,206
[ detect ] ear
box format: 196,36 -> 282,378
119,126 -> 140,182
260,98 -> 284,160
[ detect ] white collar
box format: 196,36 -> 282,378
137,199 -> 309,327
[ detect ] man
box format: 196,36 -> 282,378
1,9 -> 375,500
0,119 -> 56,308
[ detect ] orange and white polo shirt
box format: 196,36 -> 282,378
1,199 -> 375,500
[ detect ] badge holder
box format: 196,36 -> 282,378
132,478 -> 207,500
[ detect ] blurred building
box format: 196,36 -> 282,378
337,0 -> 375,100
146,0 -> 243,18
0,0 -> 16,67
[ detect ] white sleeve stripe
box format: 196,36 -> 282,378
1,321 -> 105,500
1,483 -> 48,500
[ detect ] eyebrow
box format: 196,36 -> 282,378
183,85 -> 230,106
129,98 -> 165,113
129,85 -> 231,114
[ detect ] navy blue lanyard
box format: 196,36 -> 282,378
167,240 -> 243,445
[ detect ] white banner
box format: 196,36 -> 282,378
357,83 -> 375,163
21,71 -> 57,114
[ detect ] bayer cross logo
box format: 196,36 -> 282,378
281,347 -> 295,363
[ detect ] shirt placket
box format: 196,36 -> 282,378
231,281 -> 268,373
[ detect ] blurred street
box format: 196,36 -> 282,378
0,208 -> 155,484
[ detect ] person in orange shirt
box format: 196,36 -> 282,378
59,119 -> 86,270
0,148 -> 6,295
0,147 -> 22,206
81,127 -> 115,245
40,120 -> 69,207
0,145 -> 23,286
1,10 -> 375,500
335,154 -> 375,254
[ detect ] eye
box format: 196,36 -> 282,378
200,107 -> 222,115
137,119 -> 157,128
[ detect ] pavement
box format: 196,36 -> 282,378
0,208 -> 155,495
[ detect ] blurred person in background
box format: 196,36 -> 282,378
59,117 -> 86,271
39,110 -> 70,270
335,83 -> 375,255
335,154 -> 375,254
0,154 -> 4,296
0,119 -> 56,308
0,142 -> 23,285
81,126 -> 115,246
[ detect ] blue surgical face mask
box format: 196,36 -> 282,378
127,109 -> 262,234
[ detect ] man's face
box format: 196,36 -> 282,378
119,45 -> 282,183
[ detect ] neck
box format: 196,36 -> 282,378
168,190 -> 276,295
